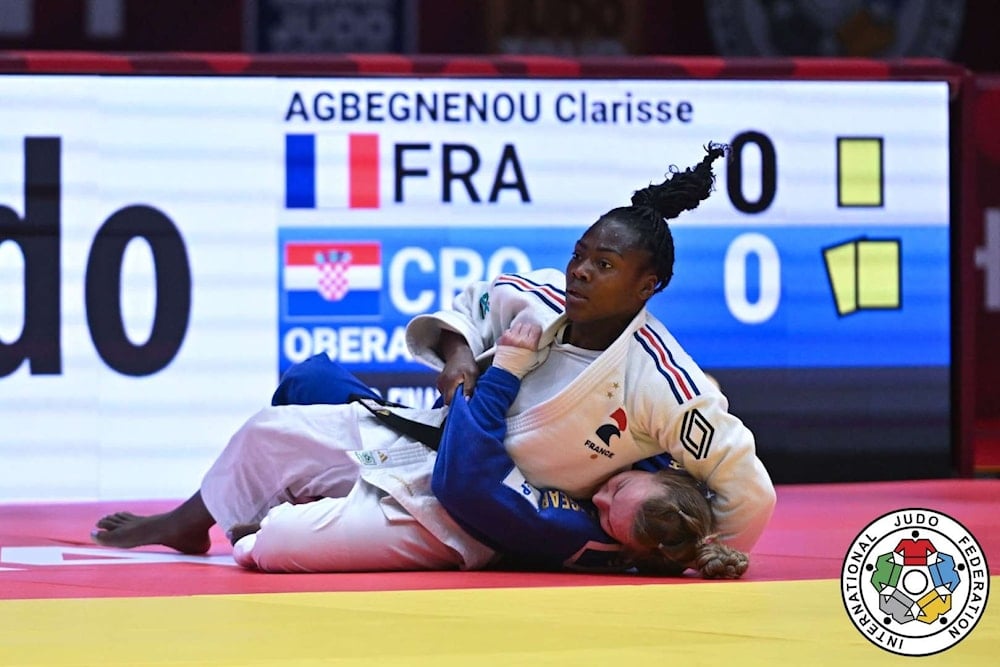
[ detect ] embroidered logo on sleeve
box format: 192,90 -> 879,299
680,408 -> 714,459
478,292 -> 490,319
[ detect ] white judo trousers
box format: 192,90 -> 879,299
199,400 -> 495,572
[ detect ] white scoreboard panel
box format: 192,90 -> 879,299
0,76 -> 951,500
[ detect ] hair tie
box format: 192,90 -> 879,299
699,533 -> 719,547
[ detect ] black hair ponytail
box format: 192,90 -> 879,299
631,142 -> 728,220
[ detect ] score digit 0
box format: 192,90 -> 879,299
726,131 -> 777,215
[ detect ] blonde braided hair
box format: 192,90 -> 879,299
628,470 -> 749,579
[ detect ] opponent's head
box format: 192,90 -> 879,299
591,467 -> 749,579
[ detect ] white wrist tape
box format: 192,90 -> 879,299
492,345 -> 541,379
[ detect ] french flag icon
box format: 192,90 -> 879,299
282,241 -> 383,318
285,133 -> 380,209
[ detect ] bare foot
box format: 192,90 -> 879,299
92,511 -> 212,555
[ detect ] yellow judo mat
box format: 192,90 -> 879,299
1,578 -> 996,666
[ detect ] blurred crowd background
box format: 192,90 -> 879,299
0,0 -> 994,72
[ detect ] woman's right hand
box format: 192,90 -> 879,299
435,330 -> 480,404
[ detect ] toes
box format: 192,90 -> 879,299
95,515 -> 125,530
95,512 -> 144,530
95,517 -> 117,530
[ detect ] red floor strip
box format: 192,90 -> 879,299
1,479 -> 997,600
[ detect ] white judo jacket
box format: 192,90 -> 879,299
406,268 -> 776,553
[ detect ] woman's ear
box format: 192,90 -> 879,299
639,275 -> 657,300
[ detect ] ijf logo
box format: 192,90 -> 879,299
840,508 -> 989,657
280,240 -> 383,319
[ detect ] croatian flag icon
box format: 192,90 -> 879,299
282,241 -> 382,318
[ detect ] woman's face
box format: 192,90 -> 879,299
564,219 -> 657,348
590,470 -> 663,551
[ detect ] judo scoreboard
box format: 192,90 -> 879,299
273,80 -> 950,380
0,71 -> 953,500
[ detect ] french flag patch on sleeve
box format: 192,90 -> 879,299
281,241 -> 382,319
